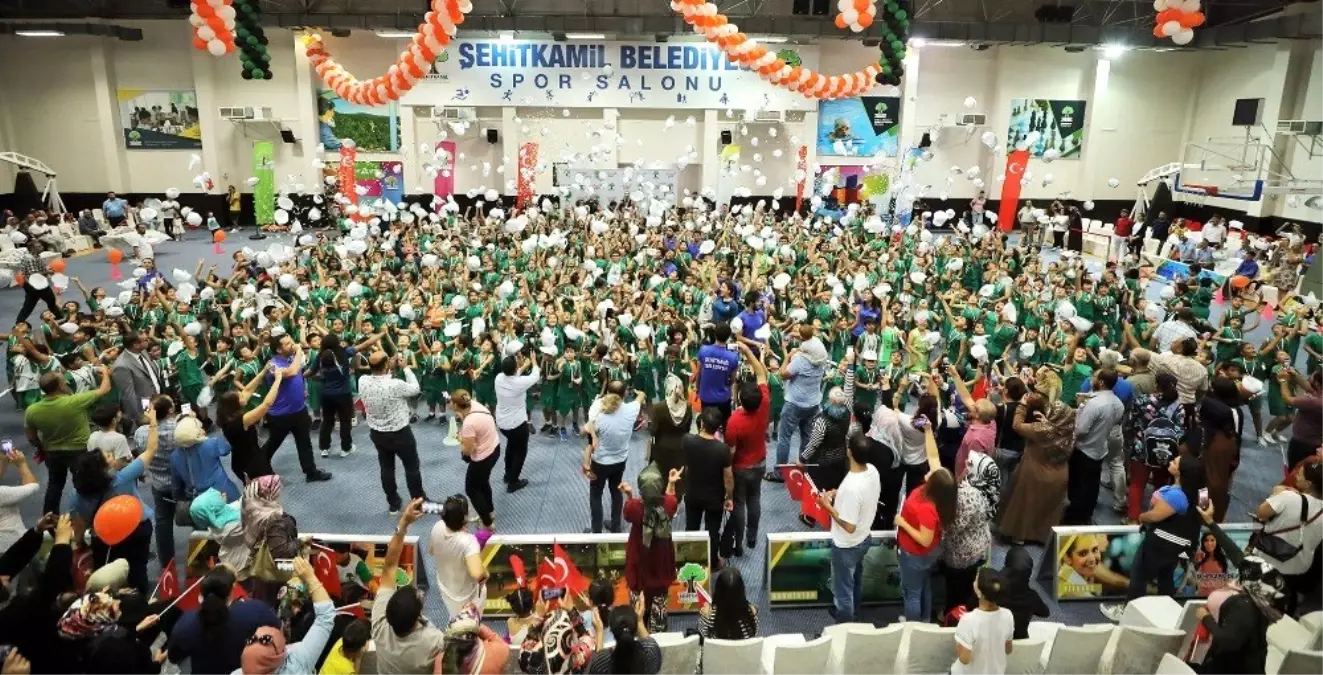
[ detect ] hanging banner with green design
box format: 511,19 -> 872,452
253,140 -> 275,225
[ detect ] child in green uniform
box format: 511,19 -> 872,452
304,335 -> 322,427
855,351 -> 881,413
1263,350 -> 1296,444
420,341 -> 449,422
767,356 -> 785,440
473,340 -> 498,410
560,345 -> 584,435
174,333 -> 210,425
1059,346 -> 1093,408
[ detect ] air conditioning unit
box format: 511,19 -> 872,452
1277,120 -> 1323,136
746,109 -> 784,123
249,107 -> 275,121
219,106 -> 253,120
431,107 -> 476,121
956,113 -> 987,126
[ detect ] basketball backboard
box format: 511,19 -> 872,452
1175,137 -> 1266,202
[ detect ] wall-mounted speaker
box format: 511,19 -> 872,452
919,132 -> 932,148
1232,98 -> 1263,127
279,129 -> 296,144
720,130 -> 732,145
486,128 -> 499,144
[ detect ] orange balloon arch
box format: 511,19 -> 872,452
303,0 -> 473,107
670,0 -> 883,100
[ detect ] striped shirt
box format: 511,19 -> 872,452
135,418 -> 178,492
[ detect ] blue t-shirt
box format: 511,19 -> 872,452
267,354 -> 307,416
317,347 -> 356,396
712,297 -> 741,323
169,599 -> 280,674
67,456 -> 153,523
1080,376 -> 1134,406
1155,485 -> 1190,515
737,309 -> 766,342
697,344 -> 739,404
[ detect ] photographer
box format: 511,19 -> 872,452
495,352 -> 540,494
358,351 -> 429,516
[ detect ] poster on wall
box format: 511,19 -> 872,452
477,534 -> 710,616
1053,524 -> 1254,601
404,40 -> 819,110
118,89 -> 202,149
816,96 -> 900,157
322,160 -> 405,207
767,532 -> 902,607
1006,98 -> 1086,159
317,89 -> 401,152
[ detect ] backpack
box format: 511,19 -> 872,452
1143,402 -> 1183,468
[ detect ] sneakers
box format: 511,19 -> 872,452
306,469 -> 333,482
424,413 -> 436,422
1262,432 -> 1282,445
1099,602 -> 1127,623
340,444 -> 357,458
351,415 -> 359,427
506,478 -> 530,493
764,471 -> 784,483
320,449 -> 330,458
559,427 -> 569,442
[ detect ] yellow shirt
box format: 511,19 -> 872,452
319,641 -> 358,675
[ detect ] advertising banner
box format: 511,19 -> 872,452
477,533 -> 711,616
326,158 -> 404,208
996,149 -> 1030,231
816,96 -> 900,157
119,89 -> 202,150
767,532 -> 902,607
1052,524 -> 1255,601
1006,98 -> 1087,159
402,39 -> 820,110
317,88 -> 401,152
252,141 -> 275,226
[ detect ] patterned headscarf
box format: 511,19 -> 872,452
57,592 -> 121,639
242,475 -> 284,548
963,451 -> 1002,511
1236,554 -> 1286,621
637,462 -> 672,548
664,374 -> 688,425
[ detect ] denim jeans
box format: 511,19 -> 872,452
724,466 -> 764,551
830,539 -> 872,622
775,402 -> 819,465
151,486 -> 178,566
897,547 -> 939,622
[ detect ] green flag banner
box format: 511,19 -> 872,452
253,140 -> 275,225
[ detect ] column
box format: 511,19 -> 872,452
90,40 -> 129,191
191,48 -> 222,192
1077,56 -> 1109,197
291,33 -> 322,190
502,107 -> 518,196
700,108 -> 720,193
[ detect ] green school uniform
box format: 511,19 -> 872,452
1060,362 -> 1093,407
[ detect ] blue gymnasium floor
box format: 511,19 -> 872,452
0,228 -> 1294,634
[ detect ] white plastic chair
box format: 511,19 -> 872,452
771,634 -> 832,675
900,624 -> 957,675
1173,600 -> 1207,661
1275,648 -> 1323,675
1155,652 -> 1196,674
1107,625 -> 1184,675
1120,595 -> 1184,629
1299,611 -> 1323,650
656,634 -> 701,675
1041,624 -> 1113,674
703,637 -> 764,675
837,624 -> 903,675
821,623 -> 873,674
1005,638 -> 1045,675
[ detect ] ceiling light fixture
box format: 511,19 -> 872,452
564,32 -> 607,40
755,35 -> 789,43
15,29 -> 65,37
1100,44 -> 1129,59
498,30 -> 516,41
374,30 -> 415,39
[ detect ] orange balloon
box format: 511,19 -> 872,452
834,14 -> 848,28
858,12 -> 874,28
1230,275 -> 1251,289
1190,11 -> 1205,26
1153,24 -> 1166,38
49,259 -> 66,273
852,0 -> 871,11
107,248 -> 124,264
14,273 -> 23,287
192,36 -> 207,50
213,230 -> 227,243
195,2 -> 214,17
93,495 -> 143,546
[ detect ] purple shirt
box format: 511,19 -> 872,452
954,421 -> 997,480
267,354 -> 306,416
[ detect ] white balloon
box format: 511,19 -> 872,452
1108,177 -> 1121,188
186,211 -> 204,226
207,39 -> 226,56
963,96 -> 978,109
1172,27 -> 1194,45
274,210 -> 290,225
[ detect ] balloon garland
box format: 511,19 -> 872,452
834,0 -> 878,32
671,0 -> 886,100
234,0 -> 274,80
874,0 -> 910,87
303,0 -> 473,106
1153,0 -> 1204,45
187,0 -> 237,57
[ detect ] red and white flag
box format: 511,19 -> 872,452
779,464 -> 808,501
155,563 -> 180,602
311,548 -> 342,599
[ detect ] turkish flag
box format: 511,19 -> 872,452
155,563 -> 181,602
311,549 -> 343,600
696,584 -> 711,609
798,474 -> 831,529
997,149 -> 1031,232
780,464 -> 808,501
72,549 -> 94,590
175,576 -> 204,612
509,554 -> 528,588
971,373 -> 989,402
553,543 -> 589,594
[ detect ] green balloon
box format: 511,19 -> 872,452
886,1 -> 898,11
897,46 -> 907,58
891,39 -> 904,51
250,69 -> 264,79
896,9 -> 907,19
247,35 -> 259,46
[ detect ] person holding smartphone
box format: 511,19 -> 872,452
0,445 -> 39,552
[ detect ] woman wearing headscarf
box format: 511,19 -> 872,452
647,374 -> 693,499
941,453 -> 1000,616
189,488 -> 250,572
238,558 -> 335,675
999,368 -> 1076,544
798,358 -> 856,510
241,475 -> 300,561
1190,502 -> 1287,674
171,415 -> 241,527
621,463 -> 681,632
436,602 -> 509,674
998,546 -> 1049,639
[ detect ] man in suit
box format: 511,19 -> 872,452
112,331 -> 165,427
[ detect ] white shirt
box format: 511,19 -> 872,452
88,430 -> 134,464
429,523 -> 485,615
494,366 -> 540,430
1203,222 -> 1227,244
358,369 -> 420,432
952,607 -> 1014,675
831,465 -> 880,548
0,482 -> 38,551
1262,490 -> 1323,574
